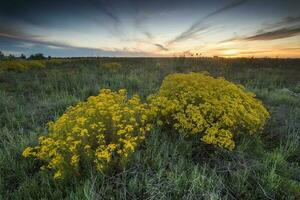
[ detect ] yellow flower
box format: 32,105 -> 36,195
54,170 -> 62,179
22,147 -> 33,157
149,72 -> 269,150
22,89 -> 155,179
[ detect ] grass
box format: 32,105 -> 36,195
0,57 -> 299,199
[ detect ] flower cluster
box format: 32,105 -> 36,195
149,72 -> 269,150
23,89 -> 156,179
0,60 -> 45,72
23,72 -> 270,179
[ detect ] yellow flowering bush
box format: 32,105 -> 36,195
23,89 -> 156,179
23,72 -> 270,179
0,60 -> 45,72
149,72 -> 269,150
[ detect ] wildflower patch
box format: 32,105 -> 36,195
148,72 -> 270,150
23,72 -> 269,179
23,89 -> 156,179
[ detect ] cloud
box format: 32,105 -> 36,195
168,0 -> 247,45
219,26 -> 300,43
219,15 -> 300,43
87,0 -> 120,23
0,29 -> 163,57
154,43 -> 168,51
203,0 -> 247,19
245,26 -> 300,41
133,12 -> 154,39
265,15 -> 300,29
0,32 -> 73,49
167,25 -> 210,45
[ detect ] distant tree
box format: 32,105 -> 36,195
0,51 -> 4,60
20,54 -> 26,59
8,54 -> 15,60
29,53 -> 46,60
48,55 -> 52,60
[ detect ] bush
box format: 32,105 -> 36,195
0,60 -> 45,72
23,89 -> 156,179
22,72 -> 270,180
149,72 -> 270,150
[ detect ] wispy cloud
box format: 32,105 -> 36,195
264,15 -> 300,29
154,43 -> 168,51
245,26 -> 300,41
134,13 -> 154,40
0,30 -> 152,57
167,25 -> 210,45
87,0 -> 121,24
0,32 -> 72,49
219,15 -> 300,43
167,0 -> 247,45
219,26 -> 300,43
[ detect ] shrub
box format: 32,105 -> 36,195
23,89 -> 156,179
102,62 -> 122,71
0,60 -> 45,72
148,72 -> 269,150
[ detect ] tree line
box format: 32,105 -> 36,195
0,51 -> 51,60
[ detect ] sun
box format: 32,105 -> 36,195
222,49 -> 239,56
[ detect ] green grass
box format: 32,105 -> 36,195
0,57 -> 299,199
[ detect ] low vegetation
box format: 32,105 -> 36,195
149,73 -> 269,150
102,62 -> 122,71
0,60 -> 46,72
0,57 -> 299,199
22,72 -> 269,180
23,89 -> 155,179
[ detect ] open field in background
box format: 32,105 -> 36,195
0,57 -> 300,199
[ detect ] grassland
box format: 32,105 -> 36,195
0,57 -> 299,199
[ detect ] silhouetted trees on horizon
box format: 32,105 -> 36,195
0,51 -> 48,60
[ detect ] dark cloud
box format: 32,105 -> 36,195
168,0 -> 248,45
219,15 -> 300,43
154,44 -> 168,51
245,26 -> 300,41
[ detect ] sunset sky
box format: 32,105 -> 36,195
0,0 -> 300,57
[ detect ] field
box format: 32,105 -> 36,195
0,57 -> 300,199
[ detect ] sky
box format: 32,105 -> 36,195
0,0 -> 300,57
